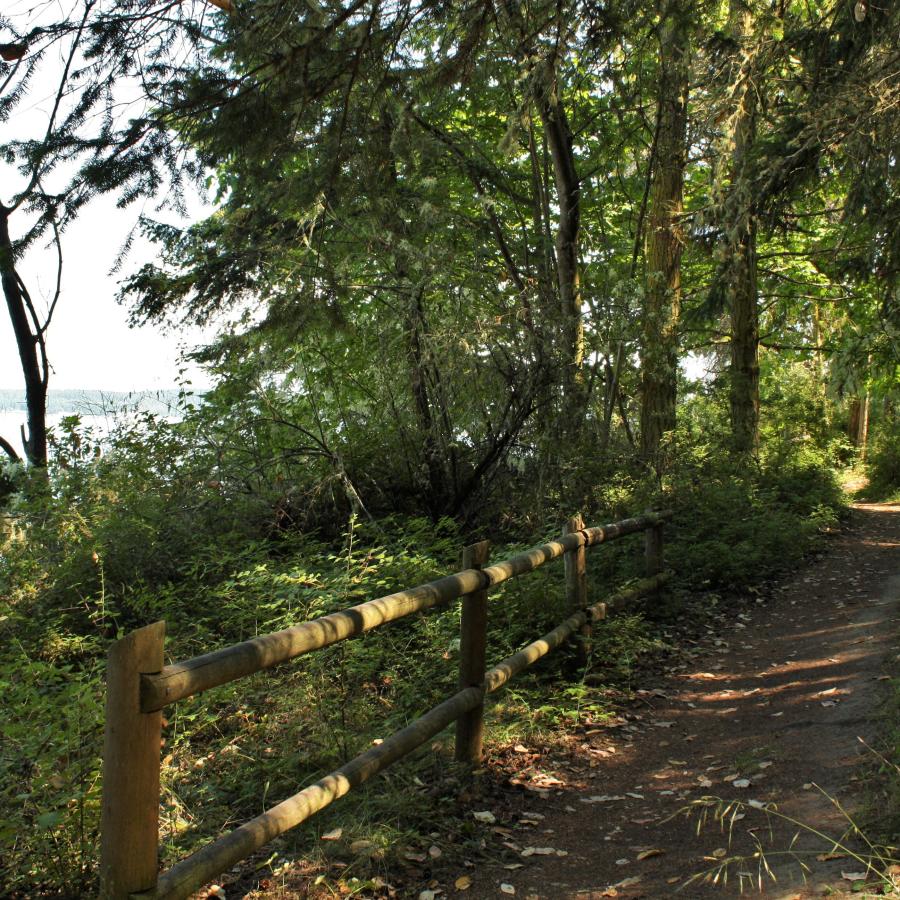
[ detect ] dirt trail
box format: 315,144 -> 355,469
444,503 -> 900,899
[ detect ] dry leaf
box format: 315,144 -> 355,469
321,828 -> 343,841
472,811 -> 496,823
454,874 -> 472,891
636,848 -> 664,861
500,884 -> 515,895
521,847 -> 557,857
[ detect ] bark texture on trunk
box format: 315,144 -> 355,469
729,217 -> 760,453
726,0 -> 760,454
0,203 -> 48,467
639,4 -> 690,470
536,73 -> 584,410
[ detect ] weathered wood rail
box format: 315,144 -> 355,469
99,510 -> 673,899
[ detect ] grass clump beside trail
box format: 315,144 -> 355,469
0,414 -> 849,897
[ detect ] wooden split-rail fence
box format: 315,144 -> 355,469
99,509 -> 673,899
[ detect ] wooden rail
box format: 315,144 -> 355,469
99,510 -> 672,899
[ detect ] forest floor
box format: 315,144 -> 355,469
247,502 -> 900,900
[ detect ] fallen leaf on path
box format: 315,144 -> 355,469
636,848 -> 664,861
454,875 -> 472,891
472,811 -> 496,823
500,884 -> 515,895
841,871 -> 869,882
732,779 -> 751,788
521,847 -> 558,857
817,852 -> 846,861
321,828 -> 343,841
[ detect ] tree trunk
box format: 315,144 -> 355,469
857,390 -> 870,461
536,76 -> 584,412
729,216 -> 760,453
639,3 -> 690,471
726,0 -> 760,454
405,288 -> 447,514
0,203 -> 48,467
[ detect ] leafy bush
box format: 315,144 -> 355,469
666,431 -> 845,591
866,417 -> 900,500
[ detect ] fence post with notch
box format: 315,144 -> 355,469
99,620 -> 165,899
455,539 -> 491,763
563,514 -> 590,668
645,511 -> 665,581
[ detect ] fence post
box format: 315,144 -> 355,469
563,514 -> 590,668
645,512 -> 665,589
455,539 -> 490,763
100,621 -> 165,899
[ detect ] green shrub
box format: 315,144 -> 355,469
866,417 -> 900,500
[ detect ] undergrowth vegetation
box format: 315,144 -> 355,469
0,377 -> 859,897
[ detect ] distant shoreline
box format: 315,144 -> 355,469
0,389 -> 196,415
